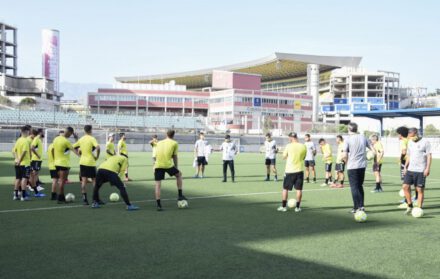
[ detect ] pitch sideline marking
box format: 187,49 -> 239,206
0,187 -> 345,214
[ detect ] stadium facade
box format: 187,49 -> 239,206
88,53 -> 375,132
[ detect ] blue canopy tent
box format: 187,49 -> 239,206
352,108 -> 440,136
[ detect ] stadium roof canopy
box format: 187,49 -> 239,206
353,108 -> 440,135
115,52 -> 362,89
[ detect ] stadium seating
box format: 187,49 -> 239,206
0,109 -> 204,129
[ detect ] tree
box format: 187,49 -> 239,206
424,124 -> 440,136
338,124 -> 348,134
0,95 -> 12,106
19,97 -> 36,106
262,116 -> 273,134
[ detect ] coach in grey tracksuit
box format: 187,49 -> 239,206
342,122 -> 374,212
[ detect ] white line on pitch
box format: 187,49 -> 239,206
0,187 -> 345,214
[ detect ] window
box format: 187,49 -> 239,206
149,96 -> 165,102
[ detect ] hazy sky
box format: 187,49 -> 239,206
2,0 -> 439,90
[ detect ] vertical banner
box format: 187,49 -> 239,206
42,29 -> 60,92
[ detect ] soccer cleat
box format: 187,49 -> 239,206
320,183 -> 328,187
125,177 -> 133,182
405,207 -> 412,215
264,177 -> 270,181
222,179 -> 227,182
156,206 -> 163,211
83,199 -> 89,206
34,193 -> 46,198
305,180 -> 310,183
277,206 -> 287,212
27,186 -> 34,192
21,196 -> 30,201
127,205 -> 139,211
274,177 -> 278,182
51,193 -> 57,201
178,195 -> 188,201
193,174 -> 199,178
232,178 -> 235,183
91,202 -> 100,209
200,175 -> 204,179
350,208 -> 356,214
98,200 -> 106,205
36,185 -> 45,191
371,188 -> 381,193
13,196 -> 20,201
295,207 -> 302,212
312,180 -> 317,184
398,203 -> 408,209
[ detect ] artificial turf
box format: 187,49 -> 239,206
0,151 -> 439,279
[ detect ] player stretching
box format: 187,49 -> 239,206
106,133 -> 115,159
402,128 -> 432,215
149,134 -> 158,162
220,135 -> 238,183
304,134 -> 317,183
332,135 -> 345,188
277,132 -> 306,212
73,125 -> 100,205
194,132 -> 208,178
29,128 -> 46,197
53,127 -> 79,204
319,138 -> 333,186
370,135 -> 384,193
264,133 -> 278,181
12,126 -> 32,201
118,133 -> 132,181
153,130 -> 187,211
91,155 -> 139,210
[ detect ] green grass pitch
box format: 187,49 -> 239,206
1,151 -> 439,279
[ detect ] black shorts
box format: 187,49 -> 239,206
96,169 -> 124,189
197,156 -> 208,166
80,165 -> 97,178
50,170 -> 59,179
373,163 -> 382,172
400,160 -> 406,181
283,172 -> 304,191
304,160 -> 315,167
325,163 -> 332,172
265,158 -> 276,166
335,163 -> 345,172
403,171 -> 425,188
31,160 -> 42,172
154,167 -> 180,181
15,165 -> 31,180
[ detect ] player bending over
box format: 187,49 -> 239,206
370,135 -> 384,193
319,138 -> 333,186
304,134 -> 317,183
153,130 -> 187,211
402,128 -> 431,215
73,125 -> 100,205
277,132 -> 306,212
91,155 -> 139,210
264,133 -> 278,181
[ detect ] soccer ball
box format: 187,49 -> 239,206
366,151 -> 374,161
399,189 -> 405,198
287,199 -> 297,208
177,200 -> 189,209
109,193 -> 120,202
65,193 -> 75,203
354,211 -> 368,222
411,207 -> 424,218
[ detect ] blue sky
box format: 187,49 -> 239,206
2,0 -> 439,90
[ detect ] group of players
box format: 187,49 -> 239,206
11,122 -> 432,215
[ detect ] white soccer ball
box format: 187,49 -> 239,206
109,193 -> 120,202
366,151 -> 374,161
399,189 -> 405,198
411,207 -> 424,218
65,193 -> 75,203
354,211 -> 368,222
287,199 -> 297,208
177,199 -> 189,209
